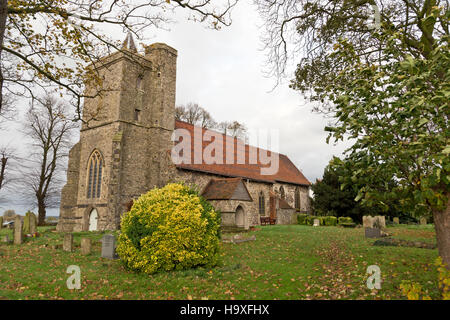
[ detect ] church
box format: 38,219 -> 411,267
56,35 -> 311,232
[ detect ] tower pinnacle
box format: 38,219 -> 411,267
122,32 -> 137,52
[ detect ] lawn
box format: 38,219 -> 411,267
0,224 -> 440,300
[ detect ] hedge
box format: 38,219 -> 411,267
297,215 -> 338,226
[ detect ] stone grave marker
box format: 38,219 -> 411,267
313,219 -> 320,227
363,216 -> 373,228
363,215 -> 386,229
29,212 -> 37,234
63,233 -> 73,252
23,211 -> 37,235
14,216 -> 23,245
420,217 -> 427,225
101,234 -> 118,259
365,227 -> 382,239
81,238 -> 91,255
393,217 -> 400,224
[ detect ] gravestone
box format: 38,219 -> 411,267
420,217 -> 427,225
101,234 -> 118,259
393,217 -> 400,224
14,216 -> 23,245
365,227 -> 382,239
63,233 -> 73,252
363,216 -> 373,228
363,216 -> 386,229
23,211 -> 37,234
81,238 -> 91,255
313,219 -> 320,227
375,216 -> 386,228
29,212 -> 37,234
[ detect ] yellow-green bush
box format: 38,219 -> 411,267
400,257 -> 450,300
116,183 -> 221,274
297,214 -> 308,225
324,216 -> 337,226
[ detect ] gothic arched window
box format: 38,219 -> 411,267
258,191 -> 265,215
87,150 -> 103,198
295,187 -> 301,210
279,186 -> 285,199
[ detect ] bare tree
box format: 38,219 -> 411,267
0,145 -> 12,192
1,0 -> 238,119
176,102 -> 217,129
198,108 -> 217,129
22,95 -> 77,225
175,105 -> 187,121
0,145 -> 17,196
217,120 -> 247,138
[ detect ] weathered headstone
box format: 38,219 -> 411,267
420,217 -> 427,225
81,238 -> 91,255
23,211 -> 38,235
313,219 -> 320,227
363,215 -> 386,229
63,233 -> 73,252
363,216 -> 373,228
375,216 -> 386,228
393,217 -> 400,224
365,227 -> 382,239
101,234 -> 118,259
29,212 -> 37,234
14,216 -> 23,245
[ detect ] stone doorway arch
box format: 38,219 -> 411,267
88,208 -> 98,231
235,205 -> 249,229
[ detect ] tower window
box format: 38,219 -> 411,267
87,150 -> 103,198
134,109 -> 141,122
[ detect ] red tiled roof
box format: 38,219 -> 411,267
201,178 -> 252,201
173,120 -> 311,186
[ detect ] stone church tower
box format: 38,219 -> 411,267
57,36 -> 178,232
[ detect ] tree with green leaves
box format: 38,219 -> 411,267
312,156 -> 414,223
325,32 -> 448,265
255,1 -> 449,267
255,0 -> 449,110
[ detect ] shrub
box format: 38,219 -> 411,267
400,257 -> 449,300
297,214 -> 308,225
338,217 -> 353,225
116,183 -> 221,275
306,215 -> 316,226
324,216 -> 338,226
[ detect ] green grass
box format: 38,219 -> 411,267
0,224 -> 440,300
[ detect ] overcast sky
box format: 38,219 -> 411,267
0,1 -> 351,215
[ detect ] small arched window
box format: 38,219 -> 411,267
295,187 -> 301,210
87,150 -> 103,198
258,191 -> 265,215
279,186 -> 285,199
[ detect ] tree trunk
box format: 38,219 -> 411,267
37,198 -> 46,226
0,154 -> 6,190
0,0 -> 8,112
433,193 -> 450,269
